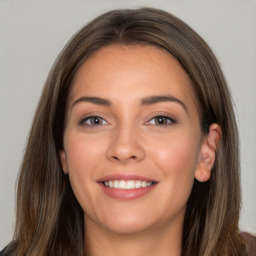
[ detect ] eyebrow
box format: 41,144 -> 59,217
71,95 -> 188,113
141,95 -> 188,113
71,97 -> 112,109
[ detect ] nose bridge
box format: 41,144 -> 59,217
107,121 -> 145,163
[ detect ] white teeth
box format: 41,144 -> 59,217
109,181 -> 113,188
135,180 -> 141,188
127,180 -> 135,189
113,180 -> 119,188
141,181 -> 147,187
119,180 -> 126,189
103,180 -> 155,189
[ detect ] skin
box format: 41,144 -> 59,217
60,44 -> 220,256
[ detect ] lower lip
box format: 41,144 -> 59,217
99,183 -> 157,200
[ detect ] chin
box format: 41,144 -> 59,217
103,218 -> 155,235
90,208 -> 157,235
103,206 -> 186,236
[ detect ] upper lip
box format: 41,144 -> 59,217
97,173 -> 158,183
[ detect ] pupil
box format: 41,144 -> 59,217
157,117 -> 165,124
93,117 -> 101,125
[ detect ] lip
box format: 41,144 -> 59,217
97,173 -> 158,183
97,174 -> 158,200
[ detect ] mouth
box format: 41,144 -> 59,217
102,180 -> 158,190
98,174 -> 158,200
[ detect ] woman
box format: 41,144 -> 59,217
1,7 -> 249,256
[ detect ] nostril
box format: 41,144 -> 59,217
111,155 -> 137,162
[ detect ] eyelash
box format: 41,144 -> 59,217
79,114 -> 176,128
79,116 -> 108,127
147,115 -> 177,127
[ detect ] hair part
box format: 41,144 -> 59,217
2,8 -> 247,256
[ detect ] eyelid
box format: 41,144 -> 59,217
79,115 -> 108,126
146,114 -> 177,126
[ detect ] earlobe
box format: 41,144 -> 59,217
60,151 -> 68,174
195,123 -> 221,182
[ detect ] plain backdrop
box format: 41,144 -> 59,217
0,0 -> 255,248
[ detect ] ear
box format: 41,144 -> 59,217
59,151 -> 69,174
195,123 -> 221,182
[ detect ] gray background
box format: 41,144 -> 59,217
0,0 -> 255,247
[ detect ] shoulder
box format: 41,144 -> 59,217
0,242 -> 17,256
240,232 -> 256,256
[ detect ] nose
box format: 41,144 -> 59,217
107,125 -> 145,163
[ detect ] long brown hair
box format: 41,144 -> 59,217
2,8 -> 247,256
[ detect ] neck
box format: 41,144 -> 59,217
84,216 -> 183,256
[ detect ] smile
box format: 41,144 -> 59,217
103,180 -> 157,189
98,175 -> 158,200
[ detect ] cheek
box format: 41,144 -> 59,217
150,134 -> 199,174
64,133 -> 106,174
148,134 -> 200,204
63,133 -> 106,210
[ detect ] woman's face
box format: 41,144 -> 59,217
60,44 -> 204,235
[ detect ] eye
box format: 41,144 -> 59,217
80,116 -> 108,126
147,115 -> 176,126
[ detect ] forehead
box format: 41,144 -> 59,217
69,44 -> 198,112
